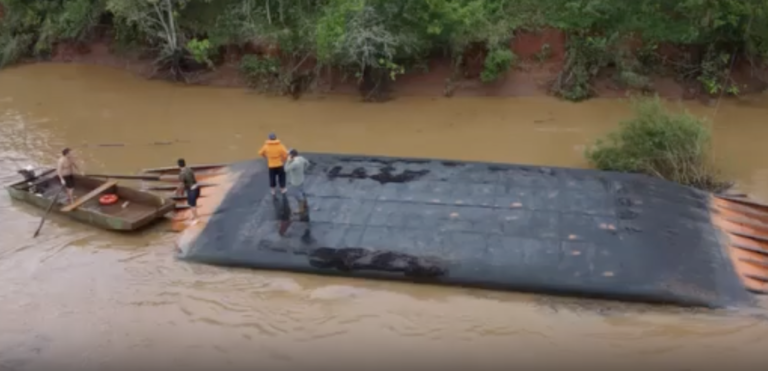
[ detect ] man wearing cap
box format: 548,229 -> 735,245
284,149 -> 310,215
258,133 -> 289,195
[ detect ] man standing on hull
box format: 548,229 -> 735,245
258,133 -> 289,196
284,149 -> 310,217
57,148 -> 80,204
175,158 -> 200,224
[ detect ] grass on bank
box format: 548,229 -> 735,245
585,96 -> 729,192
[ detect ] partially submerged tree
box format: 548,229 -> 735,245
586,96 -> 728,191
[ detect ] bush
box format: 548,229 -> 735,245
552,33 -> 617,102
0,33 -> 34,67
585,96 -> 728,191
480,47 -> 515,83
0,0 -> 104,66
186,38 -> 215,68
239,54 -> 283,91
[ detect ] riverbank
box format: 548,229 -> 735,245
3,1 -> 768,103
44,34 -> 768,102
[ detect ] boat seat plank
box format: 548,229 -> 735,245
60,180 -> 118,212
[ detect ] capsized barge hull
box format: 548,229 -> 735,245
175,154 -> 768,308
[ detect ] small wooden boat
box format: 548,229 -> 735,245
5,169 -> 176,231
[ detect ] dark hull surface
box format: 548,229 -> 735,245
178,154 -> 760,308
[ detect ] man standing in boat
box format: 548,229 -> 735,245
176,158 -> 200,223
258,133 -> 289,196
56,148 -> 80,204
284,149 -> 310,217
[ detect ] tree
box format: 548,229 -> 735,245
0,0 -> 105,66
316,0 -> 422,100
106,0 -> 195,80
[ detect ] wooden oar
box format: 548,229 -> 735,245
3,168 -> 55,186
31,168 -> 57,182
141,163 -> 228,174
145,182 -> 216,191
33,187 -> 64,238
86,173 -> 177,182
170,194 -> 208,201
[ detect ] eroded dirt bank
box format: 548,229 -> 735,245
46,28 -> 768,102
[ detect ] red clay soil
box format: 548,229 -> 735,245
512,27 -> 567,62
52,41 -> 154,77
45,29 -> 767,100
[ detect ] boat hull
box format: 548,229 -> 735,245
175,154 -> 768,308
6,171 -> 176,231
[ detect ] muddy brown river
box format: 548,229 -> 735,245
1,64 -> 767,370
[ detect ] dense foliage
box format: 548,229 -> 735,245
586,96 -> 727,191
1,0 -> 767,99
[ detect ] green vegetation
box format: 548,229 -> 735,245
586,96 -> 727,192
1,0 -> 767,100
0,0 -> 104,66
480,47 -> 516,83
240,54 -> 282,91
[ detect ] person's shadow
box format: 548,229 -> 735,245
272,194 -> 291,236
272,194 -> 313,243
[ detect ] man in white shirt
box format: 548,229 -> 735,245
284,149 -> 310,216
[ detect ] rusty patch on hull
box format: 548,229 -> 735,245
712,195 -> 768,295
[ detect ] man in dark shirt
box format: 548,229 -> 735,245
175,158 -> 199,223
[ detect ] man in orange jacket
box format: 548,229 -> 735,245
258,133 -> 289,195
